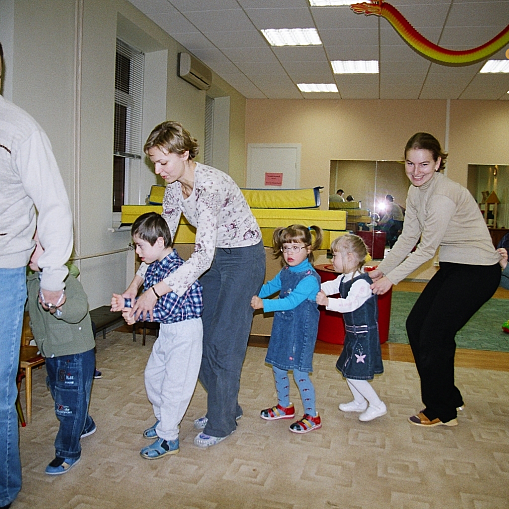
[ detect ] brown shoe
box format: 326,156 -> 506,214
408,412 -> 457,427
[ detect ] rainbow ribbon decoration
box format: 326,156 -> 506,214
351,0 -> 509,66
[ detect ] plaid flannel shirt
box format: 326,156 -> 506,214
126,249 -> 202,324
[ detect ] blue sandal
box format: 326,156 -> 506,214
140,438 -> 179,460
45,456 -> 81,475
143,420 -> 159,439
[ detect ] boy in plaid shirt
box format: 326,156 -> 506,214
112,212 -> 203,459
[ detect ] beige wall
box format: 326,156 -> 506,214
245,99 -> 509,204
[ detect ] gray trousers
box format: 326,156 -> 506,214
198,241 -> 265,437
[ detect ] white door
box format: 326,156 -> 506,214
247,144 -> 301,189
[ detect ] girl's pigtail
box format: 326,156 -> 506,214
308,225 -> 323,253
272,227 -> 285,259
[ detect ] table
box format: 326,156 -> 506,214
315,264 -> 392,345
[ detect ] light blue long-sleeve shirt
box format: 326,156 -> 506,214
258,259 -> 320,313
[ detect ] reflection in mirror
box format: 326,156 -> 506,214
467,164 -> 509,230
329,160 -> 408,231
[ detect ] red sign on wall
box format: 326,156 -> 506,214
265,172 -> 283,186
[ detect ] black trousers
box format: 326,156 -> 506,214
406,261 -> 500,422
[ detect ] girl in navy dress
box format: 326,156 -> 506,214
251,224 -> 323,434
316,234 -> 386,422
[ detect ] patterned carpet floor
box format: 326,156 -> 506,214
389,292 -> 509,352
14,331 -> 509,509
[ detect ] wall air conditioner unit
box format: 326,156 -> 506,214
178,52 -> 212,90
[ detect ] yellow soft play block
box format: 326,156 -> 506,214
121,205 -> 196,244
254,209 -> 347,250
252,209 -> 346,231
121,205 -> 162,224
241,188 -> 319,209
148,185 -> 166,204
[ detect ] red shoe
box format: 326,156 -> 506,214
260,403 -> 295,420
289,413 -> 322,434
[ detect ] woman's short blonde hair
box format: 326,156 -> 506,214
144,121 -> 199,159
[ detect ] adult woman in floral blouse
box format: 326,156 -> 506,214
122,121 -> 265,448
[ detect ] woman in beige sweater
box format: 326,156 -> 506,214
370,132 -> 500,428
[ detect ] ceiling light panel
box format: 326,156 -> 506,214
309,0 -> 354,5
331,60 -> 379,73
480,60 -> 509,73
298,83 -> 338,92
261,28 -> 322,47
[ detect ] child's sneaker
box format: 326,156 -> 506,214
260,403 -> 295,420
359,402 -> 387,422
80,418 -> 97,438
140,438 -> 179,459
339,400 -> 368,412
45,456 -> 81,475
289,413 -> 322,434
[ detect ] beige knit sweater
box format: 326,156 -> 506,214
377,172 -> 499,285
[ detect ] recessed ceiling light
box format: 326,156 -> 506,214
480,60 -> 509,73
261,28 -> 322,47
331,60 -> 379,74
309,0 -> 354,5
298,83 -> 338,93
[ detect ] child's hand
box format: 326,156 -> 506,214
498,247 -> 508,270
251,296 -> 263,310
316,290 -> 329,307
111,293 -> 125,312
122,308 -> 136,325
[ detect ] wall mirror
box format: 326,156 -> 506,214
329,160 -> 408,223
467,164 -> 509,232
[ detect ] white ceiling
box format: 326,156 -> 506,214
127,0 -> 509,100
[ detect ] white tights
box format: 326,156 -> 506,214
347,378 -> 383,407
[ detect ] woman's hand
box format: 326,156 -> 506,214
367,268 -> 384,282
130,289 -> 158,321
251,296 -> 263,310
370,276 -> 394,295
316,290 -> 329,307
498,247 -> 508,270
122,275 -> 143,303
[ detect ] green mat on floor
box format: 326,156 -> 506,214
389,291 -> 509,352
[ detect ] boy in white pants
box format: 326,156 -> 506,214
112,212 -> 203,459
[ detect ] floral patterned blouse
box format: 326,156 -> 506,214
137,163 -> 262,296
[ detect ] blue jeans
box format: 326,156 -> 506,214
199,241 -> 265,437
0,267 -> 26,506
45,348 -> 95,459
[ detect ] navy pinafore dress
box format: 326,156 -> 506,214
335,272 -> 384,380
265,266 -> 321,372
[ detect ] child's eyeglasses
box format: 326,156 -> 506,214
281,245 -> 307,253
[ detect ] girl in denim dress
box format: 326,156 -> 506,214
317,234 -> 386,422
251,225 -> 323,434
